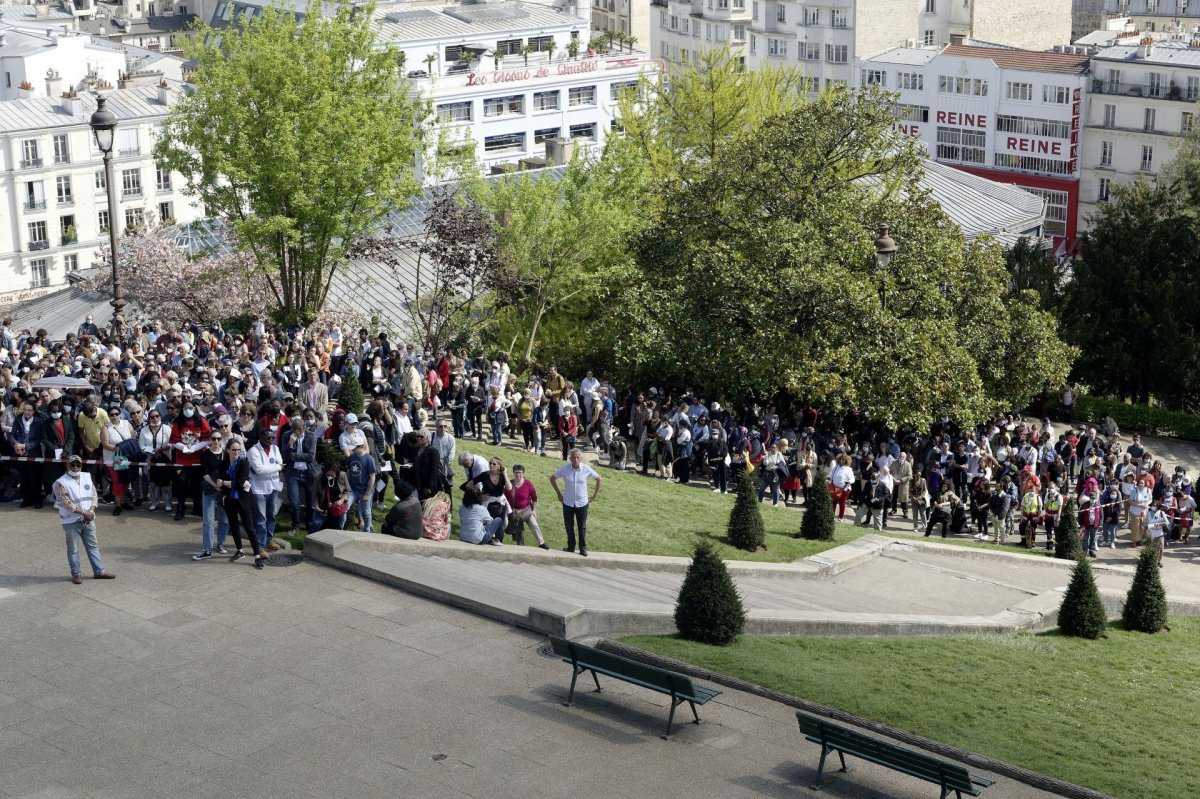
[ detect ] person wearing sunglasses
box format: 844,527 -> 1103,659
194,431 -> 231,560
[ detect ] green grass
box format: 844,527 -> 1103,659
624,622 -> 1200,799
280,439 -> 863,562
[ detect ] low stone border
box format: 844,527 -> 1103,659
598,639 -> 1117,799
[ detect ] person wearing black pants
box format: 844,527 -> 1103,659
10,401 -> 43,507
219,441 -> 267,569
551,448 -> 602,557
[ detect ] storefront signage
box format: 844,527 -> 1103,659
1002,136 -> 1064,156
467,59 -> 603,87
935,110 -> 987,128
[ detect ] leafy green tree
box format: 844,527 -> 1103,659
727,470 -> 765,551
1064,176 -> 1200,409
1058,555 -> 1108,639
615,86 -> 1074,429
156,0 -> 426,325
1055,497 -> 1083,560
1004,235 -> 1067,311
477,153 -> 642,366
674,541 -> 746,645
799,479 -> 835,541
1122,543 -> 1168,633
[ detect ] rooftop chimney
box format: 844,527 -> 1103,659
1138,35 -> 1154,58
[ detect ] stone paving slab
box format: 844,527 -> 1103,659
0,505 -> 1070,799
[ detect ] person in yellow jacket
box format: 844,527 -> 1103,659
1020,489 -> 1043,549
1042,484 -> 1063,551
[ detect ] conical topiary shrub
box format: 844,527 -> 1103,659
726,470 -> 765,551
1055,497 -> 1083,560
674,541 -> 746,646
1122,543 -> 1168,633
1058,555 -> 1108,639
800,479 -> 835,541
337,372 -> 365,415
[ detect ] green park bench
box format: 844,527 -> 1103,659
549,635 -> 722,739
795,710 -> 995,799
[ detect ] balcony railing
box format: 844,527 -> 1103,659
28,240 -> 50,251
24,200 -> 45,211
57,196 -> 73,206
122,187 -> 143,199
20,158 -> 43,168
61,233 -> 77,245
1093,80 -> 1198,102
54,155 -> 70,164
119,148 -> 141,158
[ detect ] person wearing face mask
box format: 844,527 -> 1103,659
195,427 -> 231,560
10,400 -> 44,508
170,399 -> 211,521
40,398 -> 74,495
219,439 -> 267,569
74,399 -> 110,499
54,454 -> 116,583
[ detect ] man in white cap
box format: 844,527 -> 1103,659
53,453 -> 116,584
339,413 -> 366,458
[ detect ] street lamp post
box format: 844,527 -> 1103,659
89,96 -> 123,337
873,223 -> 898,310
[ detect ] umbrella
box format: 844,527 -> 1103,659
32,376 -> 94,390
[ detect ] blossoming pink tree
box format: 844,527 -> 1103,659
83,219 -> 274,326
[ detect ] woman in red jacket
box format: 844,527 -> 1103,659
557,402 -> 579,461
171,398 -> 211,521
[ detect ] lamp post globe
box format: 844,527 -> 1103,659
90,96 -> 123,335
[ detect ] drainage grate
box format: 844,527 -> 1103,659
266,553 -> 304,568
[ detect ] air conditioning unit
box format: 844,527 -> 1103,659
905,37 -> 916,47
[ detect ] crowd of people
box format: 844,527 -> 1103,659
0,314 -> 1189,582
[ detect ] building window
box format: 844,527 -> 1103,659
483,132 -> 525,153
52,134 -> 70,164
1103,104 -> 1116,129
897,72 -> 923,90
1098,177 -> 1110,202
1184,112 -> 1195,133
124,207 -> 144,231
118,128 -> 140,158
98,209 -> 110,233
831,8 -> 846,26
825,78 -> 846,91
733,0 -> 745,9
767,38 -> 787,58
733,24 -> 746,41
159,201 -> 174,223
897,104 -> 930,122
534,90 -> 559,111
923,29 -> 936,45
1027,187 -> 1068,237
935,126 -> 985,164
56,176 -> 72,204
610,80 -> 638,100
1188,76 -> 1200,101
1100,140 -> 1113,167
1143,107 -> 1156,132
436,101 -> 472,123
1043,85 -> 1070,104
995,115 -> 1069,139
21,139 -> 41,168
63,253 -> 78,273
752,0 -> 758,18
30,259 -> 48,288
24,181 -> 45,211
121,169 -> 142,199
528,35 -> 554,52
992,153 -> 1072,176
534,127 -> 561,144
925,0 -> 935,11
802,7 -> 818,25
1148,72 -> 1163,98
862,69 -> 886,87
802,42 -> 820,60
569,122 -> 597,141
776,3 -> 785,21
1141,144 -> 1154,172
496,38 -> 522,56
27,221 -> 48,249
569,86 -> 596,106
483,95 -> 524,117
156,166 -> 172,191
937,76 -> 988,96
825,44 -> 847,63
1006,82 -> 1032,101
60,215 -> 75,243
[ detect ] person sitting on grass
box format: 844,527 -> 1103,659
459,483 -> 503,546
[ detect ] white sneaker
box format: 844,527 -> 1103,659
712,487 -> 721,492
974,533 -> 986,540
488,539 -> 504,546
1110,541 -> 1116,549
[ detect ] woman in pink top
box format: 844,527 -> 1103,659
505,464 -> 547,548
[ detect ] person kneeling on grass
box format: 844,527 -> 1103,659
459,483 -> 503,546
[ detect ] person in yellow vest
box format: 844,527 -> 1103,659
1042,484 -> 1063,551
1020,488 -> 1043,549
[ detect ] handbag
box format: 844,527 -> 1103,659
487,500 -> 505,519
113,452 -> 130,471
328,499 -> 349,516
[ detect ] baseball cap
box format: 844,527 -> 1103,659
67,454 -> 83,465
345,413 -> 358,424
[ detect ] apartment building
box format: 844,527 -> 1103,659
653,0 -> 1072,80
857,44 -> 1090,246
1080,38 -> 1200,226
0,25 -> 124,101
591,0 -> 650,47
1101,0 -> 1200,34
0,83 -> 201,302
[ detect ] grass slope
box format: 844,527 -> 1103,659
281,440 -> 861,562
624,624 -> 1200,799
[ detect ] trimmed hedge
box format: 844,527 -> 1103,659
1074,394 -> 1200,443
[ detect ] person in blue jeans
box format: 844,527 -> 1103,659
194,430 -> 230,560
53,454 -> 117,583
345,440 -> 378,532
458,484 -> 504,545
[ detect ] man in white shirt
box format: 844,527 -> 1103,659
551,448 -> 602,557
53,454 -> 116,583
248,429 -> 284,551
579,371 -> 600,429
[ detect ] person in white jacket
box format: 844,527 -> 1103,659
248,429 -> 284,551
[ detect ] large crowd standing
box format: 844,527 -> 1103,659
0,315 -> 1189,580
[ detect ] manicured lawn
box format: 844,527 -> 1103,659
624,622 -> 1200,799
280,439 -> 863,561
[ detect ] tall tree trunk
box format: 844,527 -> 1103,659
521,296 -> 548,367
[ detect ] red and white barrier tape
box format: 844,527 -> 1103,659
0,455 -> 201,467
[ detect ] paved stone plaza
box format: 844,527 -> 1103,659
0,505 -> 1075,798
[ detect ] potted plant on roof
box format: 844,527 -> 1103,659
423,52 -> 437,77
546,39 -> 557,61
486,48 -> 500,68
521,43 -> 532,65
566,38 -> 580,59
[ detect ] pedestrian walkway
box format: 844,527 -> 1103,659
0,505 -> 1068,799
